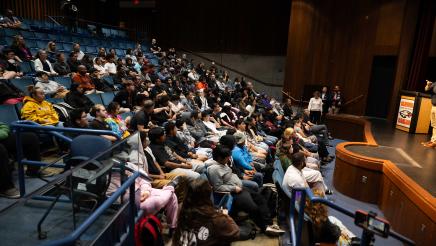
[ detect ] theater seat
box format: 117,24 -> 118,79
101,92 -> 115,106
9,77 -> 34,95
86,93 -> 103,105
53,77 -> 72,89
0,104 -> 20,125
20,61 -> 34,75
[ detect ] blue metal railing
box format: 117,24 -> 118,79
10,120 -> 121,196
288,187 -> 415,246
42,171 -> 140,246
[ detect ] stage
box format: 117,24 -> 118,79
348,118 -> 435,196
327,114 -> 435,245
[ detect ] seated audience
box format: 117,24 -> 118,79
231,131 -> 264,187
148,127 -> 203,180
206,145 -> 284,236
106,102 -> 130,139
21,85 -> 59,126
46,41 -> 58,63
89,104 -> 118,142
34,71 -> 68,98
282,152 -> 331,196
0,122 -> 53,198
305,188 -> 356,245
107,162 -> 179,232
53,53 -> 71,76
64,83 -> 95,112
113,81 -> 136,112
67,51 -> 81,73
0,9 -> 21,28
173,178 -> 240,246
104,54 -> 117,75
1,49 -> 23,76
72,65 -> 97,93
11,35 -> 32,61
72,43 -> 84,61
34,49 -> 58,76
165,121 -> 208,161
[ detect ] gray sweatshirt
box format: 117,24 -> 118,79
205,159 -> 242,193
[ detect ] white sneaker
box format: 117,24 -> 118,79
265,224 -> 285,236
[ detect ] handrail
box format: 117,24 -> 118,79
282,90 -> 309,103
288,187 -> 415,246
10,120 -> 122,196
42,171 -> 140,246
48,16 -> 132,33
11,120 -> 121,142
174,46 -> 282,88
343,94 -> 364,107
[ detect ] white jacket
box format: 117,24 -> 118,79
34,59 -> 57,75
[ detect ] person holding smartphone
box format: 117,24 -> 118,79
423,80 -> 436,148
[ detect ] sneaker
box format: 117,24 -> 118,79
265,224 -> 285,236
325,189 -> 334,195
0,187 -> 20,199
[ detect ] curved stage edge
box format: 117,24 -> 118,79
327,115 -> 435,246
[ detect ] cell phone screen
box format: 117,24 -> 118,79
368,217 -> 385,233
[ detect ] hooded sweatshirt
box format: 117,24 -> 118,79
21,96 -> 59,125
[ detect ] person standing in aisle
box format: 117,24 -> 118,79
308,91 -> 323,125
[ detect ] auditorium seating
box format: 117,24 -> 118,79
0,19 -> 159,66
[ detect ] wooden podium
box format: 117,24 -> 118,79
396,90 -> 432,133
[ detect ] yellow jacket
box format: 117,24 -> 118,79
21,96 -> 59,126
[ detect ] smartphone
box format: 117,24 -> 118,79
354,210 -> 390,237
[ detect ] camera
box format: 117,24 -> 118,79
354,210 -> 390,238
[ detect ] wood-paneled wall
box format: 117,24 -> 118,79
284,0 -> 381,115
155,0 -> 291,55
0,0 -> 62,20
283,0 -> 432,117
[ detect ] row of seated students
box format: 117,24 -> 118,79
0,32 -> 356,245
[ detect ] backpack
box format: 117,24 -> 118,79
237,220 -> 257,241
53,102 -> 75,122
135,215 -> 164,246
259,186 -> 278,218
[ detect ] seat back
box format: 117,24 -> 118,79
9,77 -> 34,95
86,93 -> 103,105
67,135 -> 113,208
273,159 -> 284,177
101,92 -> 115,106
20,61 -> 34,75
0,104 -> 19,125
54,76 -> 72,89
102,76 -> 114,85
70,135 -> 112,161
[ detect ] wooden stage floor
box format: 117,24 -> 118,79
348,118 -> 436,196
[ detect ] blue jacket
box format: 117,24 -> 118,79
232,145 -> 253,170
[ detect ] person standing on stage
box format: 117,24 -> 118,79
423,80 -> 436,148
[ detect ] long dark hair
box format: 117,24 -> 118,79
173,179 -> 217,244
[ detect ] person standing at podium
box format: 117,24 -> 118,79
423,80 -> 436,148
